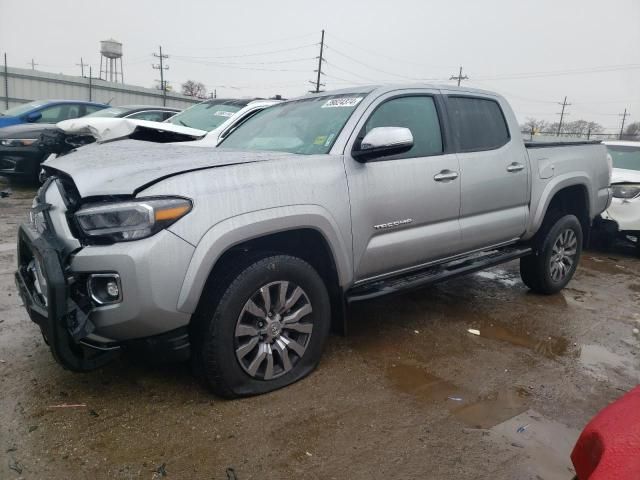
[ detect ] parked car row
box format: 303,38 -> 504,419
0,102 -> 179,181
0,98 -> 281,182
13,84 -> 613,397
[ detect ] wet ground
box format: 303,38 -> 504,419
1,179 -> 639,479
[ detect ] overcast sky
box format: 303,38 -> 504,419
1,0 -> 639,131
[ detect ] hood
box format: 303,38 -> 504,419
0,122 -> 55,139
0,116 -> 22,128
611,168 -> 640,184
44,140 -> 293,197
56,117 -> 206,143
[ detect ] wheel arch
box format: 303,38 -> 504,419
531,179 -> 591,247
176,206 -> 352,331
529,175 -> 592,244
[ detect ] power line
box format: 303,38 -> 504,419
171,57 -> 310,73
309,29 -> 326,93
449,66 -> 469,86
171,43 -> 317,60
152,46 -> 169,106
556,96 -> 571,136
324,60 -> 378,83
328,33 -> 458,70
474,63 -> 640,81
324,44 -> 430,82
170,32 -> 317,52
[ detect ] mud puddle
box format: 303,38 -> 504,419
468,318 -> 570,359
579,344 -> 639,381
385,363 -> 460,402
580,255 -> 636,276
385,362 -> 531,429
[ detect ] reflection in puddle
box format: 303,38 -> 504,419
470,319 -> 569,358
579,344 -> 639,380
385,363 -> 459,402
580,256 -> 634,276
385,362 -> 531,429
452,388 -> 530,429
474,269 -> 519,287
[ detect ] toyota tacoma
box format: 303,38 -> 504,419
15,85 -> 612,397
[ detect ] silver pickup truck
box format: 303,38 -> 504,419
15,85 -> 611,397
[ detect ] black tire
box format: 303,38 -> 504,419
520,214 -> 583,294
192,254 -> 331,398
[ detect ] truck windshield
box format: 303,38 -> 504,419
607,145 -> 640,171
219,94 -> 366,155
166,99 -> 248,131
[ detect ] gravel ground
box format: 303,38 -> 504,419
1,178 -> 639,480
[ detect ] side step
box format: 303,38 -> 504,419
346,246 -> 532,303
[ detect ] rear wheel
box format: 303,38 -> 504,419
520,214 -> 583,294
192,254 -> 330,398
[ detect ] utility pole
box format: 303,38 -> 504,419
88,66 -> 92,101
152,46 -> 169,106
76,57 -> 86,77
309,29 -> 325,93
214,88 -> 217,99
3,53 -> 8,109
449,66 -> 468,86
556,96 -> 571,136
27,58 -> 38,70
619,108 -> 630,140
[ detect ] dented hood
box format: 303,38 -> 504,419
56,117 -> 206,142
44,140 -> 293,197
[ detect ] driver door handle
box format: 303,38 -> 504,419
507,162 -> 525,173
433,170 -> 459,182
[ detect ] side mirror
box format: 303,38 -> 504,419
352,127 -> 413,162
26,112 -> 42,123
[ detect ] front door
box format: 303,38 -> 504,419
344,91 -> 462,282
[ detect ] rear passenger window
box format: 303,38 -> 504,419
448,97 -> 510,152
362,96 -> 443,159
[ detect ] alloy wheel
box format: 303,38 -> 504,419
234,281 -> 314,380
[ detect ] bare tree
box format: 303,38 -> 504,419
181,80 -> 207,98
521,117 -> 552,135
548,119 -> 603,137
624,122 -> 640,140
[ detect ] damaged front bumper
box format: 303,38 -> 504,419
15,222 -> 120,371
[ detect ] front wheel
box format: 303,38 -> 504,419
520,214 -> 583,294
193,255 -> 331,398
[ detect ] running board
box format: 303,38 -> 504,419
346,246 -> 532,303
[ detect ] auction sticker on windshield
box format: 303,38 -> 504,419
214,111 -> 235,117
321,97 -> 363,108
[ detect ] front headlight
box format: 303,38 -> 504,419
0,138 -> 38,147
75,197 -> 192,242
611,184 -> 640,199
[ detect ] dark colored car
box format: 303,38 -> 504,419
0,100 -> 108,128
0,105 -> 180,182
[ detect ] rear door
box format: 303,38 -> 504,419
443,94 -> 529,251
344,90 -> 462,282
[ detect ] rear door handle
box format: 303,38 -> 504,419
433,170 -> 459,182
507,162 -> 525,173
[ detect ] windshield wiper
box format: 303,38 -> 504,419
178,120 -> 189,127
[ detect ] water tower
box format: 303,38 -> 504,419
99,39 -> 124,83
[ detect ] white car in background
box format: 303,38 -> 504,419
599,140 -> 640,253
49,98 -> 281,150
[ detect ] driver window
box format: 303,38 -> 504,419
363,96 -> 443,159
36,105 -> 64,123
